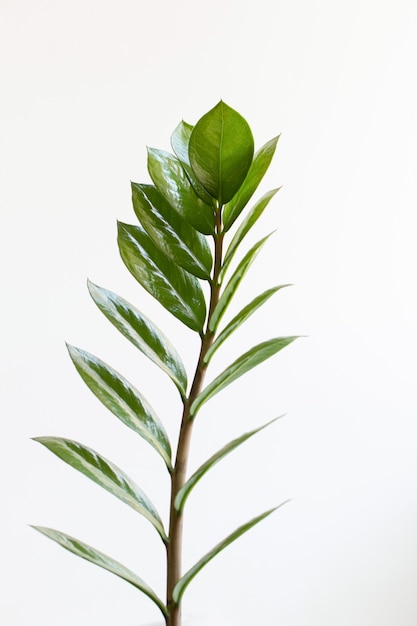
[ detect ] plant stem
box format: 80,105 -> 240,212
165,208 -> 224,626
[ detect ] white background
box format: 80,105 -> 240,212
1,1 -> 417,625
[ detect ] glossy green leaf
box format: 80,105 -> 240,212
171,121 -> 214,205
67,344 -> 172,469
173,503 -> 289,603
32,526 -> 167,616
88,281 -> 187,399
118,222 -> 206,333
223,135 -> 280,231
131,183 -> 212,280
204,286 -> 290,364
190,337 -> 298,417
189,101 -> 254,205
175,417 -> 283,512
223,188 -> 280,276
147,148 -> 215,234
209,235 -> 271,333
34,437 -> 167,541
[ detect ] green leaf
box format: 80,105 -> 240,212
118,222 -> 206,333
67,344 -> 172,469
147,148 -> 215,234
209,234 -> 272,333
173,503 -> 289,604
171,121 -> 214,205
88,281 -> 187,399
34,437 -> 167,541
190,337 -> 298,417
32,526 -> 167,616
175,417 -> 283,512
131,183 -> 212,280
223,188 -> 280,275
223,135 -> 280,231
189,101 -> 254,205
204,286 -> 290,364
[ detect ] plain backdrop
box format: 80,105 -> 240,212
1,1 -> 417,625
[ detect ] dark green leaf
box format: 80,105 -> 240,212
88,281 -> 187,399
34,437 -> 166,541
32,526 -> 167,616
190,337 -> 298,417
189,101 -> 254,205
147,148 -> 215,234
204,286 -> 290,364
223,188 -> 280,276
223,135 -> 280,230
175,417 -> 283,512
118,222 -> 206,333
131,183 -> 212,280
171,121 -> 214,205
173,502 -> 289,603
209,235 -> 272,333
67,344 -> 172,469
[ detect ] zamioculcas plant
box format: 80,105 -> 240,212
33,101 -> 297,626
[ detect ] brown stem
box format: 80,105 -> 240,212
165,209 -> 224,626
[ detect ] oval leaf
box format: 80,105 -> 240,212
190,337 -> 299,417
210,234 -> 272,333
175,417 -> 283,512
223,188 -> 280,275
223,135 -> 280,230
173,503 -> 289,604
189,101 -> 254,205
88,281 -> 187,398
67,344 -> 172,469
204,286 -> 290,364
34,437 -> 167,541
131,183 -> 212,280
147,148 -> 215,234
118,222 -> 206,333
171,121 -> 214,205
32,526 -> 167,616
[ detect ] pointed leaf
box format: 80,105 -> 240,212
190,337 -> 298,417
209,235 -> 271,333
205,286 -> 290,364
147,148 -> 215,234
34,437 -> 167,541
223,188 -> 280,275
223,135 -> 280,231
118,222 -> 206,333
175,417 -> 283,512
32,526 -> 167,616
88,281 -> 187,398
67,344 -> 172,469
189,101 -> 254,205
131,183 -> 212,280
173,503 -> 289,604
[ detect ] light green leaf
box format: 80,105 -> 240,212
223,188 -> 280,276
32,526 -> 167,616
34,437 -> 167,541
204,286 -> 290,364
209,235 -> 272,333
175,417 -> 283,512
147,148 -> 215,234
190,337 -> 298,417
189,101 -> 254,205
131,183 -> 212,280
67,344 -> 172,469
223,135 -> 280,230
171,121 -> 215,205
173,503 -> 289,604
118,222 -> 206,333
88,281 -> 187,399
